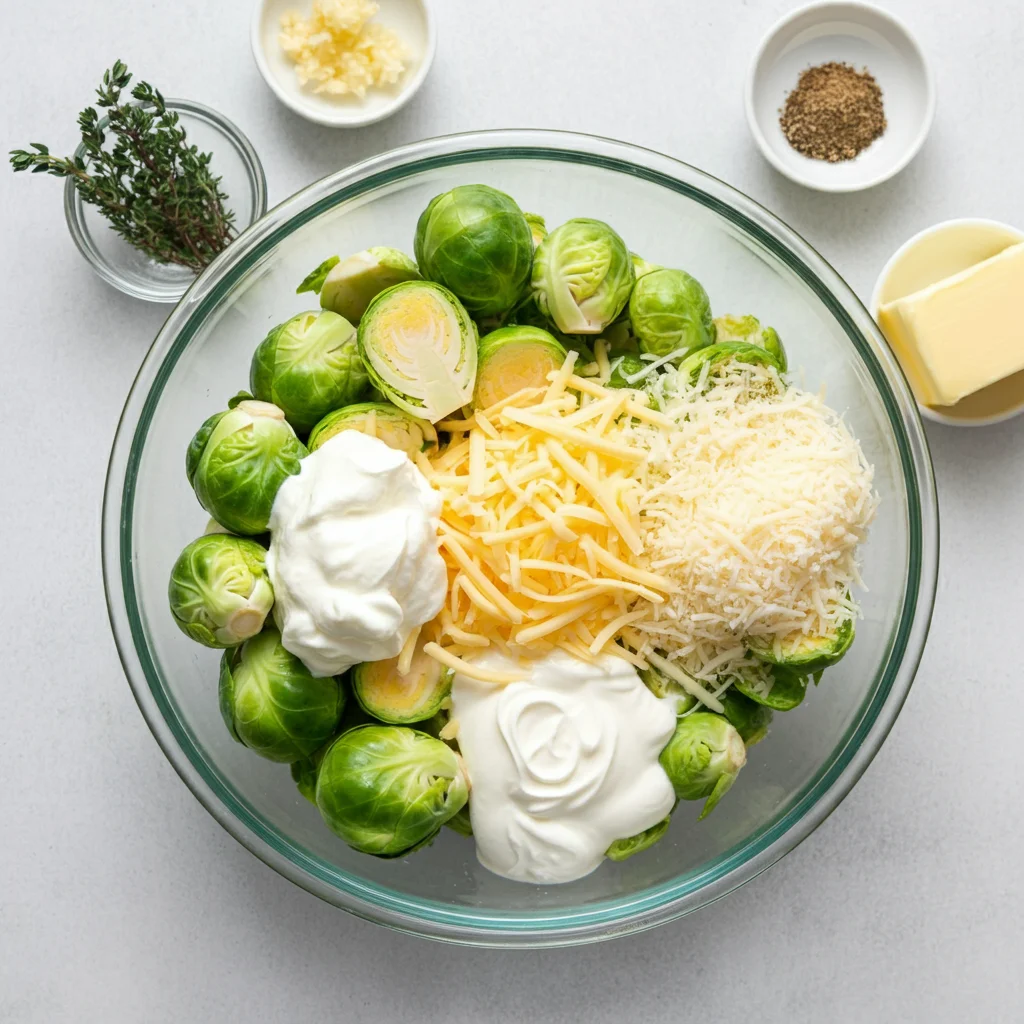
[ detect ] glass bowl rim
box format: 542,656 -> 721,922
102,128 -> 938,947
64,97 -> 268,303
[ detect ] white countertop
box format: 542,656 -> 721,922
2,1 -> 1022,1019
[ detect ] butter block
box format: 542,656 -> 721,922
877,242 -> 1024,406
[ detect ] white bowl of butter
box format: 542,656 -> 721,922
872,219 -> 1024,426
252,0 -> 436,127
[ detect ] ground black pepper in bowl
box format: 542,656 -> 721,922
779,62 -> 886,162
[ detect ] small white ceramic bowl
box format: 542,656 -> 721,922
745,1 -> 935,192
872,218 -> 1024,427
251,0 -> 436,127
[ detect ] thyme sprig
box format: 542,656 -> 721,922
10,61 -> 235,273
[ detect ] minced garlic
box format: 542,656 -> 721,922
279,0 -> 409,99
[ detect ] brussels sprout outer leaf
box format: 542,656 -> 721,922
524,211 -> 547,248
218,648 -> 243,743
222,629 -> 345,762
250,310 -> 369,433
733,666 -> 808,711
605,814 -> 671,862
445,803 -> 473,837
607,354 -> 650,390
186,411 -> 226,486
414,184 -> 534,317
629,268 -> 714,360
227,390 -> 254,409
307,402 -> 437,455
291,756 -> 319,804
319,247 -> 421,323
358,280 -> 478,423
698,770 -> 737,820
630,252 -> 662,280
747,618 -> 854,673
718,689 -> 773,746
532,218 -> 635,334
296,255 -> 340,295
474,325 -> 567,410
639,664 -> 697,715
168,534 -> 274,648
713,314 -> 788,373
351,650 -> 453,725
192,401 -> 307,535
315,725 -> 469,857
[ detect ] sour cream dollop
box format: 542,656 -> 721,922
267,430 -> 447,677
451,650 -> 677,884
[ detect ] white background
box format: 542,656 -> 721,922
2,1 -> 1022,1020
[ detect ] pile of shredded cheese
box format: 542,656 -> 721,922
279,0 -> 408,99
415,348 -> 876,692
624,361 -> 877,681
415,351 -> 679,681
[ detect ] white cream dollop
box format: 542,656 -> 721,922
266,430 -> 447,677
451,650 -> 677,884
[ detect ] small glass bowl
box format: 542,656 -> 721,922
63,99 -> 267,303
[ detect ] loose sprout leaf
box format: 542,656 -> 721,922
296,255 -> 340,294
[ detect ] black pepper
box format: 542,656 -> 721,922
779,62 -> 886,163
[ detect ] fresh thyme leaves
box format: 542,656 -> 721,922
10,61 -> 236,273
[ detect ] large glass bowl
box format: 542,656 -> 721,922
102,130 -> 938,947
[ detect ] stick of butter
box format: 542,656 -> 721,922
877,241 -> 1024,406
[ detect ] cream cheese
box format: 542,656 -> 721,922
267,430 -> 446,677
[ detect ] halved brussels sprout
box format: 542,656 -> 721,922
639,663 -> 697,715
630,268 -> 715,360
524,211 -> 547,248
188,399 -> 306,535
250,310 -> 369,433
315,725 -> 469,857
414,184 -> 534,317
307,402 -> 438,456
531,218 -> 635,334
168,534 -> 274,648
606,814 -> 672,862
315,247 -> 422,324
607,353 -> 649,389
677,341 -> 782,384
731,664 -> 808,711
747,618 -> 854,673
659,712 -> 746,820
218,628 -> 345,763
718,688 -> 773,746
714,314 -> 788,373
358,280 -> 478,423
474,325 -> 567,410
351,645 -> 453,724
631,252 -> 662,280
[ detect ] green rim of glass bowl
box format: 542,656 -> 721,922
102,129 -> 938,947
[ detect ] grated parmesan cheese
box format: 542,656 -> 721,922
624,362 -> 877,681
279,0 -> 408,99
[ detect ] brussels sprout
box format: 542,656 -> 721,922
714,314 -> 788,373
351,645 -> 453,725
445,803 -> 473,837
250,310 -> 369,433
218,629 -> 345,762
315,725 -> 469,857
718,688 -> 773,746
414,184 -> 534,317
532,218 -> 635,334
168,534 -> 274,648
315,247 -> 422,324
631,252 -> 661,280
188,399 -> 306,535
677,341 -> 782,384
639,663 -> 697,716
307,402 -> 438,456
659,713 -> 746,819
524,211 -> 547,248
607,353 -> 650,389
606,814 -> 672,862
358,280 -> 478,423
630,268 -> 715,361
474,325 -> 567,410
747,618 -> 854,673
731,663 -> 808,711
296,255 -> 340,295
